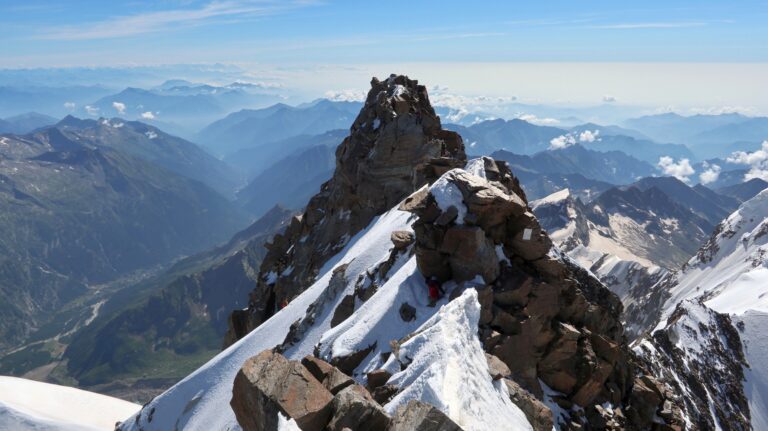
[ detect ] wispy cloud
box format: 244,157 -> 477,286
33,0 -> 318,41
591,22 -> 708,29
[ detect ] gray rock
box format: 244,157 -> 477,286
231,350 -> 333,431
388,400 -> 463,431
399,302 -> 417,322
327,385 -> 391,431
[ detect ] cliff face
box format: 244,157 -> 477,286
225,75 -> 466,345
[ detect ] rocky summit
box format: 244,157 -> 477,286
225,74 -> 466,345
119,76 -> 697,431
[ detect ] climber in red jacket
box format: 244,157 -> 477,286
426,276 -> 444,306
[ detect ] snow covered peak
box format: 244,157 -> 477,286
0,376 -> 140,431
531,188 -> 570,211
660,188 -> 768,322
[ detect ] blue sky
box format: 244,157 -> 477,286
0,1 -> 766,112
1,0 -> 766,66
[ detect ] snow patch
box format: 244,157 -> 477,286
0,376 -> 140,431
382,289 -> 533,431
429,172 -> 468,224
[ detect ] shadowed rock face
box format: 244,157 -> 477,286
401,158 -> 686,430
225,74 -> 466,346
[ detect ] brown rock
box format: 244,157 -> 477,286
626,376 -> 664,429
434,205 -> 459,226
538,323 -> 582,394
367,369 -> 392,390
572,358 -> 612,406
485,353 -> 512,380
491,307 -> 522,334
231,350 -> 333,431
399,302 -> 417,322
372,384 -> 400,405
475,285 -> 494,325
449,170 -> 527,230
388,400 -> 462,431
300,356 -> 356,395
331,294 -> 357,328
332,343 -> 376,375
494,269 -> 534,307
507,212 -> 553,261
327,385 -> 390,431
391,230 -> 415,250
415,247 -> 452,281
503,378 -> 554,431
439,226 -> 499,283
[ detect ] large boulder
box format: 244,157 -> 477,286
439,226 -> 499,282
327,385 -> 390,431
301,355 -> 355,395
231,350 -> 334,431
503,378 -> 554,431
388,400 -> 463,431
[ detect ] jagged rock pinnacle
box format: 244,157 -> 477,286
225,75 -> 467,345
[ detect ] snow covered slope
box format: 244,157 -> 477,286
119,205 -> 418,430
0,376 -> 140,431
655,188 -> 768,322
119,184 -> 533,431
636,188 -> 768,430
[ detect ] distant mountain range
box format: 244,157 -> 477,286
0,127 -> 249,352
0,85 -> 114,118
224,129 -> 346,181
492,144 -> 656,185
55,116 -> 242,197
237,144 -> 336,217
625,112 -> 768,158
197,100 -> 361,156
531,174 -> 753,337
447,118 -> 693,162
0,112 -> 58,134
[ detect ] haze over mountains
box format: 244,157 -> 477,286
0,69 -> 767,431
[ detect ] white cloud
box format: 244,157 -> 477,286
549,134 -> 577,150
727,141 -> 768,181
63,101 -> 76,110
518,113 -> 559,125
85,105 -> 100,116
34,1 -> 317,41
699,162 -> 721,185
602,95 -> 617,103
578,129 -> 600,143
688,105 -> 756,115
324,89 -> 366,102
657,156 -> 695,183
549,129 -> 600,150
112,101 -> 126,115
592,22 -> 708,29
140,111 -> 156,120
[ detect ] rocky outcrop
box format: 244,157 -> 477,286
503,378 -> 553,431
231,349 -> 456,431
327,384 -> 390,431
388,400 -> 463,431
633,300 -> 750,430
225,74 -> 466,346
401,158 -> 683,430
231,350 -> 334,431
